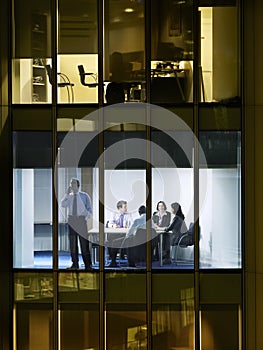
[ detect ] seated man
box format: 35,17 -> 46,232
108,200 -> 133,228
107,205 -> 148,267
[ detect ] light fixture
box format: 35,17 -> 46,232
124,7 -> 134,13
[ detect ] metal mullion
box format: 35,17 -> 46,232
193,4 -> 201,350
145,1 -> 152,350
98,2 -> 105,350
51,1 -> 59,350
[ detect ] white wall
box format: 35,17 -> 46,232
58,54 -> 98,103
199,168 -> 241,268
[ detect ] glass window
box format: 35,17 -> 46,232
200,305 -> 241,350
57,109 -> 99,270
104,104 -> 147,269
106,273 -> 147,349
199,5 -> 240,103
151,0 -> 194,104
57,0 -> 98,103
13,132 -> 53,268
151,106 -> 194,269
12,0 -> 52,104
59,308 -> 99,350
199,130 -> 241,268
152,274 -> 195,350
58,272 -> 99,303
13,272 -> 53,350
104,0 -> 145,103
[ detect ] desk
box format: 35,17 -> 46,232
151,68 -> 187,102
156,229 -> 167,267
88,227 -> 127,245
89,228 -> 168,266
88,228 -> 127,264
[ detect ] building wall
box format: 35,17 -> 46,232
244,0 -> 263,349
0,0 -> 263,349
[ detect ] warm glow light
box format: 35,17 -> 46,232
124,7 -> 134,13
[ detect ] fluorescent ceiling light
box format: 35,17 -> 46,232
124,8 -> 134,13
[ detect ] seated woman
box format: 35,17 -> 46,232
163,202 -> 188,265
152,201 -> 171,260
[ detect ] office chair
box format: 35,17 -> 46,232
78,65 -> 98,87
119,228 -> 158,267
45,64 -> 75,103
172,223 -> 199,266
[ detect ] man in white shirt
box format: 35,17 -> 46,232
61,178 -> 93,270
108,200 -> 133,228
107,205 -> 152,268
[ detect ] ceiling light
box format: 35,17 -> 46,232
124,8 -> 134,13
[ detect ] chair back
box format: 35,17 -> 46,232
45,64 -> 52,84
78,65 -> 85,85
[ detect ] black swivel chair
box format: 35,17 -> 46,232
45,64 -> 75,103
122,228 -> 158,267
78,65 -> 98,87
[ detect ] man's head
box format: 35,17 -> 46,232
70,178 -> 80,193
106,82 -> 125,105
117,200 -> 128,213
138,205 -> 146,215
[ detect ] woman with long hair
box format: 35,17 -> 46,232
152,201 -> 171,261
163,202 -> 188,264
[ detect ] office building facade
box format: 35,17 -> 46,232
0,0 -> 262,349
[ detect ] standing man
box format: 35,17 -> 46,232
61,178 -> 93,270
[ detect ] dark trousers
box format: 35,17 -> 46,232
163,232 -> 171,259
68,217 -> 92,268
108,236 -> 125,263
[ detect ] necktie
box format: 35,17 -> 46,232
72,194 -> 77,216
119,214 -> 124,227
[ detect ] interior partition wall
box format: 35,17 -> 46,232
7,1 -> 243,350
